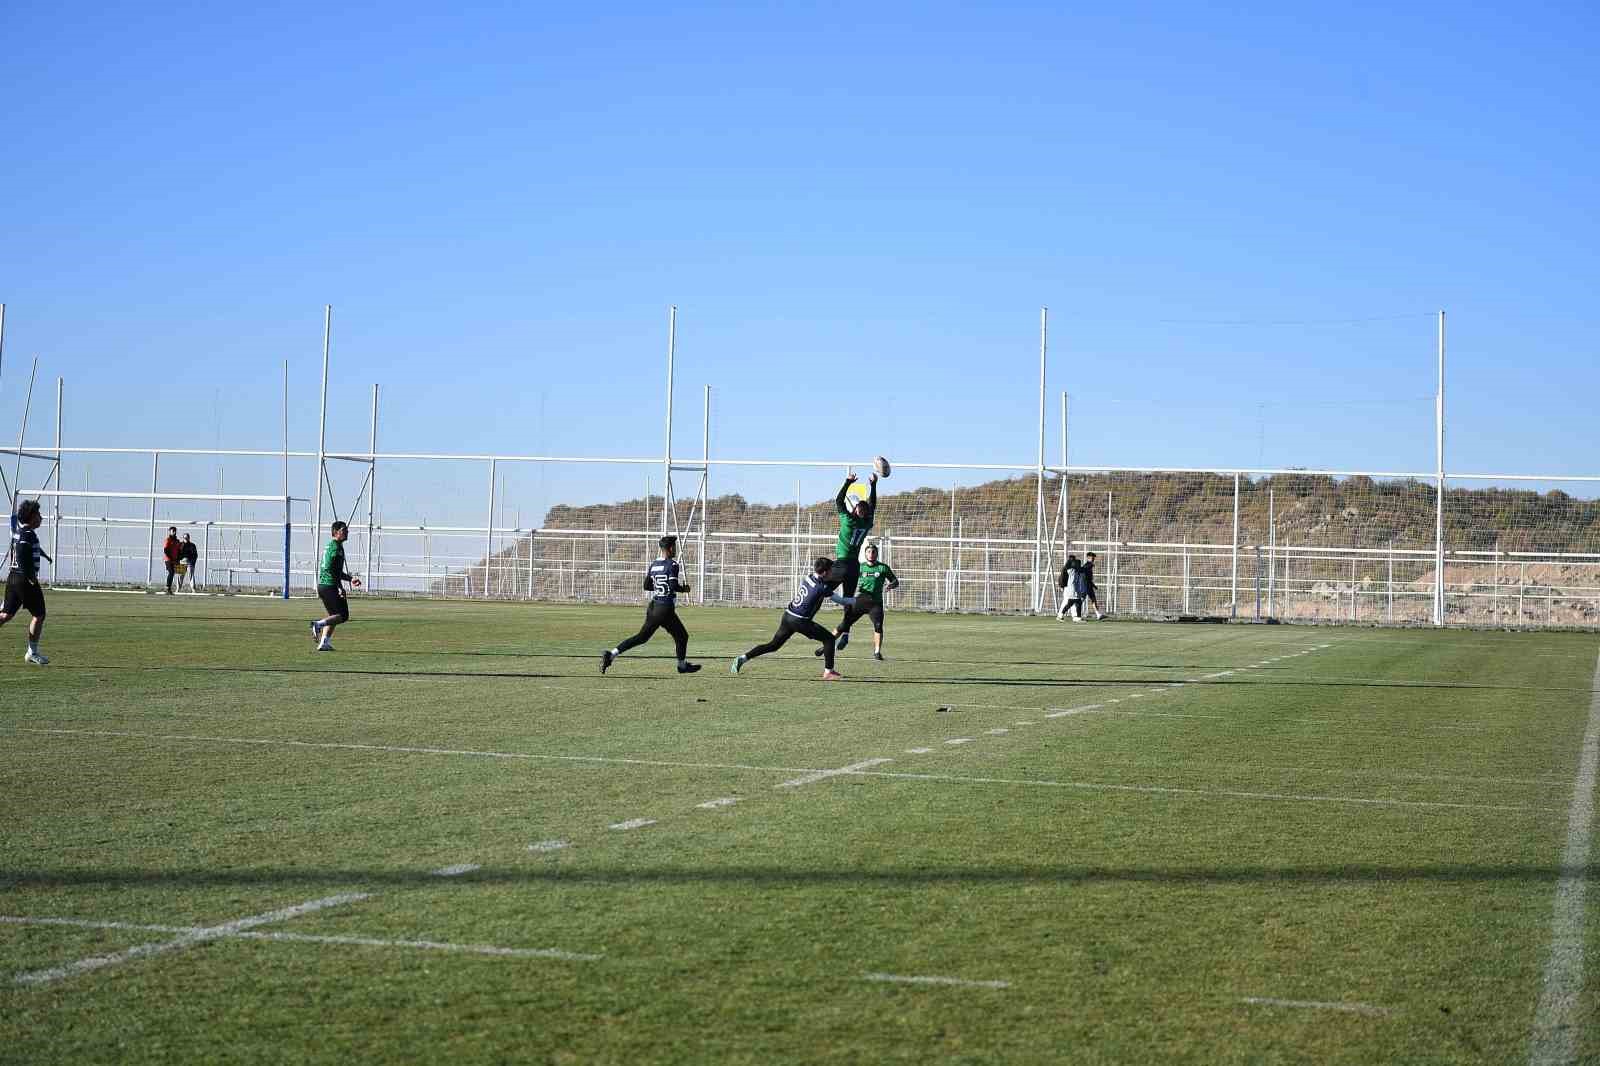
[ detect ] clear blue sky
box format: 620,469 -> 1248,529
3,2 -> 1596,521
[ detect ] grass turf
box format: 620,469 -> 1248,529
2,591 -> 1596,1064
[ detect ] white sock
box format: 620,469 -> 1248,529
610,648 -> 621,657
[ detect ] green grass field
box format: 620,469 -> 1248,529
3,592 -> 1597,1064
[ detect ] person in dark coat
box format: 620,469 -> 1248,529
162,528 -> 181,594
179,534 -> 199,592
1077,551 -> 1104,620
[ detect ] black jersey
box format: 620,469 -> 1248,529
9,515 -> 40,580
784,572 -> 835,621
644,558 -> 686,606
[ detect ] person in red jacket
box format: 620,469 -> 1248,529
162,527 -> 181,594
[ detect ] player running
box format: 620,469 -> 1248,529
601,535 -> 701,675
0,499 -> 53,664
829,471 -> 878,598
817,541 -> 899,661
733,557 -> 851,680
310,521 -> 361,651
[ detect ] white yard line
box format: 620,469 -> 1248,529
904,747 -> 933,754
527,840 -> 570,852
776,758 -> 892,788
12,893 -> 369,986
944,738 -> 975,745
1241,996 -> 1392,1017
695,797 -> 741,809
430,864 -> 480,877
1045,704 -> 1104,718
863,972 -> 1010,990
608,818 -> 657,830
2,914 -> 599,963
1527,646 -> 1600,1066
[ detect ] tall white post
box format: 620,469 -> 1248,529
13,356 -> 37,506
1060,391 -> 1069,557
1230,472 -> 1240,618
662,305 -> 676,536
700,384 -> 710,605
147,452 -> 160,586
52,378 -> 62,578
1033,307 -> 1047,612
282,359 -> 291,599
367,384 -> 379,592
1434,309 -> 1446,626
314,304 -> 331,547
486,458 -> 498,598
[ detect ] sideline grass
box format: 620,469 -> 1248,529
2,592 -> 1596,1064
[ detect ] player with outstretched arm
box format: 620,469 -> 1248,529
601,535 -> 701,675
829,470 -> 878,598
734,557 -> 852,680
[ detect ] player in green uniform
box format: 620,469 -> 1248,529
829,471 -> 878,598
817,541 -> 899,661
310,521 -> 361,651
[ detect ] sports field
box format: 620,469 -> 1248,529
2,593 -> 1596,1064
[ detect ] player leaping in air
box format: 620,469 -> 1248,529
817,540 -> 899,661
829,470 -> 877,598
601,535 -> 701,675
733,556 -> 853,680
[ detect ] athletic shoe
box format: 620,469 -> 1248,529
316,642 -> 334,652
821,669 -> 842,681
873,651 -> 884,661
600,650 -> 614,674
23,650 -> 48,665
677,662 -> 702,674
1094,611 -> 1104,620
731,654 -> 747,675
310,620 -> 324,647
1072,615 -> 1084,623
835,632 -> 850,652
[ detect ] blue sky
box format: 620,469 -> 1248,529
2,1 -> 1597,521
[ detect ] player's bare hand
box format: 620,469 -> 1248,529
844,473 -> 858,483
869,472 -> 878,484
351,578 -> 362,588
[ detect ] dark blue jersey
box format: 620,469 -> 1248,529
644,558 -> 686,606
784,572 -> 835,621
9,515 -> 39,580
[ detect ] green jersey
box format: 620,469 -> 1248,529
834,477 -> 877,561
318,539 -> 349,587
857,561 -> 898,598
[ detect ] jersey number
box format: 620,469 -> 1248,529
653,575 -> 674,596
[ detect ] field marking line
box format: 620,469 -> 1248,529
1,914 -> 600,963
852,768 -> 1556,812
945,738 -> 974,745
863,972 -> 1011,990
695,797 -> 741,809
1045,704 -> 1104,718
1527,645 -> 1600,1066
1014,721 -> 1035,726
431,864 -> 480,877
1241,996 -> 1393,1017
12,892 -> 369,986
527,840 -> 570,852
985,728 -> 1010,735
21,728 -> 830,778
776,758 -> 892,789
608,818 -> 657,830
905,747 -> 933,754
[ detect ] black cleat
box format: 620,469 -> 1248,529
677,662 -> 702,674
873,651 -> 884,661
600,650 -> 614,674
835,631 -> 850,652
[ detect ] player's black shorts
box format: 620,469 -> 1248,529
2,571 -> 45,619
828,557 -> 863,597
317,584 -> 349,623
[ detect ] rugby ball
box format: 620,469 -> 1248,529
873,455 -> 891,479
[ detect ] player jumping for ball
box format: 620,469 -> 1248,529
830,471 -> 878,598
601,535 -> 701,675
733,557 -> 852,680
817,540 -> 899,661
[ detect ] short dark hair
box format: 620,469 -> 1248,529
659,535 -> 677,551
15,500 -> 41,524
813,556 -> 833,574
331,521 -> 348,535
168,526 -> 177,534
1086,551 -> 1097,559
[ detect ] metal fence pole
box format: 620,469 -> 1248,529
1434,309 -> 1446,624
1230,473 -> 1240,618
146,451 -> 159,586
367,384 -> 379,592
1033,306 -> 1047,613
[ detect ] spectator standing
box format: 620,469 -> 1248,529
162,527 -> 181,594
179,534 -> 200,592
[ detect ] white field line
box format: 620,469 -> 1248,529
863,972 -> 1010,990
1241,996 -> 1392,1017
527,840 -> 570,852
985,728 -> 1009,735
944,738 -> 974,745
695,797 -> 741,809
1045,704 -> 1104,718
431,864 -> 480,877
608,818 -> 657,831
22,729 -> 831,778
850,768 -> 1556,812
904,747 -> 933,754
1527,646 -> 1600,1066
12,893 -> 369,986
776,758 -> 892,788
1,914 -> 599,963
